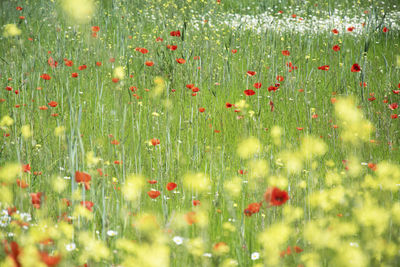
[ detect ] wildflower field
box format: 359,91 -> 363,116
1,0 -> 400,266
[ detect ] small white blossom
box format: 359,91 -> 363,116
107,230 -> 118,237
172,236 -> 184,245
251,252 -> 260,260
66,243 -> 76,251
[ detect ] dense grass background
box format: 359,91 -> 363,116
0,0 -> 399,266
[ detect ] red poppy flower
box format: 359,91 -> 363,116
318,65 -> 330,71
199,107 -> 205,113
367,163 -> 377,171
276,75 -> 284,82
392,114 -> 398,119
166,182 -> 177,191
263,187 -> 289,206
16,6 -> 23,10
80,201 -> 94,211
268,86 -> 278,92
389,103 -> 398,110
16,179 -> 28,188
48,101 -> 58,107
332,45 -> 340,51
96,62 -> 102,66
170,30 -> 181,37
65,60 -> 73,67
22,163 -> 31,173
244,89 -> 255,96
185,211 -> 197,225
193,56 -> 200,60
48,57 -> 58,68
5,86 -> 12,91
231,49 -> 237,54
392,90 -> 399,94
145,61 -> 154,66
111,139 -> 120,145
176,58 -> 186,64
75,171 -> 91,190
19,16 -> 25,20
332,29 -> 339,34
246,71 -> 256,76
30,192 -> 42,209
147,190 -> 161,199
78,65 -> 87,70
92,26 -> 100,32
41,74 -> 51,80
281,50 -> 290,56
156,37 -> 163,42
39,106 -> 49,110
148,180 -> 157,184
167,45 -> 177,51
192,87 -> 199,93
186,84 -> 194,89
347,26 -> 355,32
244,202 -> 262,217
140,48 -> 149,54
112,78 -> 120,83
3,241 -> 22,267
39,252 -> 61,267
151,138 -> 160,146
192,200 -> 201,206
253,82 -> 262,89
351,63 -> 361,72
383,27 -> 388,33
368,96 -> 376,102
225,102 -> 232,108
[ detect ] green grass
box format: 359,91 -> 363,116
0,0 -> 400,266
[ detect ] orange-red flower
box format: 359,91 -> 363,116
3,241 -> 22,267
16,179 -> 28,188
41,74 -> 51,80
151,138 -> 160,146
263,187 -> 289,206
39,252 -> 61,267
147,190 -> 161,199
244,202 -> 262,216
80,201 -> 94,211
30,192 -> 42,209
75,171 -> 91,190
244,89 -> 255,96
166,182 -> 177,191
351,63 -> 361,72
281,50 -> 290,56
176,58 -> 186,64
199,107 -> 205,113
145,61 -> 154,66
48,101 -> 58,107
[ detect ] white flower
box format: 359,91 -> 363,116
20,213 -> 32,222
203,253 -> 212,258
66,243 -> 76,251
107,230 -> 118,237
172,236 -> 183,245
251,252 -> 260,260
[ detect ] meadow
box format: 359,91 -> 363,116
0,0 -> 400,266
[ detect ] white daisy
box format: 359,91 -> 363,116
172,236 -> 183,245
66,243 -> 76,251
107,230 -> 118,237
251,252 -> 260,260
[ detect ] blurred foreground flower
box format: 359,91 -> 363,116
3,24 -> 21,37
61,0 -> 95,24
